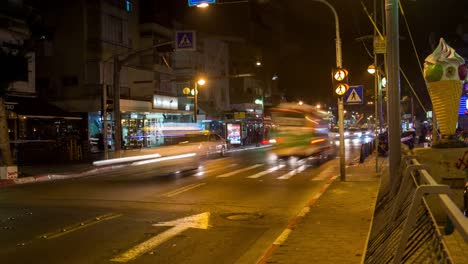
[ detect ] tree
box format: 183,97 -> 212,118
0,48 -> 28,166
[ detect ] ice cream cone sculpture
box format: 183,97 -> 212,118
424,38 -> 467,135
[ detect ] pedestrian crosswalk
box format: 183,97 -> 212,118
216,164 -> 263,178
197,161 -> 336,181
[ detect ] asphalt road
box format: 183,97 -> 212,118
0,138 -> 368,264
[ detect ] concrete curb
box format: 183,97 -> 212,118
0,164 -> 118,188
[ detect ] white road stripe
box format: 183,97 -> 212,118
246,165 -> 285,179
163,183 -> 206,197
216,164 -> 263,178
273,229 -> 292,245
277,165 -> 306,180
196,164 -> 237,176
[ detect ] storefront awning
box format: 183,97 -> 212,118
5,96 -> 82,120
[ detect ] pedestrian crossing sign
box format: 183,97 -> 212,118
175,31 -> 196,51
344,85 -> 364,105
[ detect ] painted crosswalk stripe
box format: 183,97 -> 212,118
196,164 -> 237,176
216,164 -> 263,178
247,165 -> 285,179
277,165 -> 306,180
163,183 -> 206,197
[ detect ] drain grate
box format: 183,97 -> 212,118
222,213 -> 264,221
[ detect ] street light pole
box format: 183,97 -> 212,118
194,81 -> 198,123
113,55 -> 122,154
386,0 -> 401,188
109,41 -> 174,156
373,0 -> 379,173
313,0 -> 345,181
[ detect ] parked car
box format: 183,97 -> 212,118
345,127 -> 362,138
162,131 -> 228,157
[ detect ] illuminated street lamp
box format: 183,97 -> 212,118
194,78 -> 206,123
255,61 -> 262,67
298,100 -> 304,106
367,64 -> 376,75
197,79 -> 206,86
316,104 -> 321,109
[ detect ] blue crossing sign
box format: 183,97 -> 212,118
344,85 -> 364,105
188,0 -> 216,7
175,31 -> 196,51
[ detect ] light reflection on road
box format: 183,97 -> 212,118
332,136 -> 375,160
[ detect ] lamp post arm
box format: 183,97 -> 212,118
312,0 -> 342,68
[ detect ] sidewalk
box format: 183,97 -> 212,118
261,155 -> 384,264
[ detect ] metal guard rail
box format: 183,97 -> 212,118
363,155 -> 468,264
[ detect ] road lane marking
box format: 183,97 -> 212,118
39,213 -> 122,239
196,164 -> 237,176
163,183 -> 206,197
246,165 -> 285,179
272,229 -> 292,245
111,212 -> 210,263
277,165 -> 306,180
216,164 -> 263,178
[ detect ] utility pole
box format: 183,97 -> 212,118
373,0 -> 379,173
386,0 -> 401,188
108,41 -> 174,156
194,81 -> 198,123
113,55 -> 122,154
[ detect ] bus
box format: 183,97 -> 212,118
266,103 -> 337,161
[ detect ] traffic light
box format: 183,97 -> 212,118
332,68 -> 349,97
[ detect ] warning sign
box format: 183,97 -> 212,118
344,86 -> 364,105
175,31 -> 196,51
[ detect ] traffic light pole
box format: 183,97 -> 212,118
314,0 -> 346,181
194,81 -> 198,123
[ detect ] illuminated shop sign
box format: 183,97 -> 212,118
153,95 -> 178,110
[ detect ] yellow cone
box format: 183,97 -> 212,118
427,80 -> 463,135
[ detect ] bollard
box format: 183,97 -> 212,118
360,144 -> 365,163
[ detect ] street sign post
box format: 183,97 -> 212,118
374,36 -> 386,54
188,0 -> 216,7
344,85 -> 364,105
175,31 -> 196,51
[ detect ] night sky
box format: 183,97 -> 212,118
175,0 -> 468,117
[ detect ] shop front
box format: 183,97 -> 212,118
5,96 -> 86,164
90,97 -> 194,150
224,110 -> 265,146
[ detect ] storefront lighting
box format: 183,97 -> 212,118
197,3 -> 209,8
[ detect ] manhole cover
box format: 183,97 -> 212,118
222,213 -> 263,221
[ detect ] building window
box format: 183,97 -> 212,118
102,14 -> 128,45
